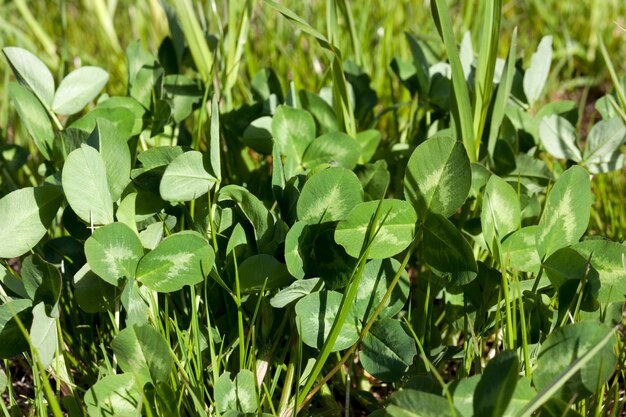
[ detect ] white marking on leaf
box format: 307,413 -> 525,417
105,245 -> 134,276
157,253 -> 194,277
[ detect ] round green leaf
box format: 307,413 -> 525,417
335,199 -> 417,259
533,321 -> 617,402
3,47 -> 55,107
52,66 -> 109,115
386,389 -> 462,417
238,254 -> 292,293
502,226 -> 541,275
536,166 -> 592,258
404,136 -> 471,218
538,115 -> 582,161
423,214 -> 478,284
295,290 -> 359,351
8,83 -> 54,160
112,324 -> 172,386
297,167 -> 363,224
481,175 -> 521,250
85,222 -> 144,285
582,117 -> 626,168
62,144 -> 114,225
0,186 -> 63,258
302,131 -> 361,170
160,151 -> 217,202
354,259 -> 410,322
572,239 -> 626,303
84,374 -> 141,417
360,318 -> 417,382
136,231 -> 214,292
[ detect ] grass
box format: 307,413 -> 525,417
1,1 -> 625,416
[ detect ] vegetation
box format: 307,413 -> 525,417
0,1 -> 625,416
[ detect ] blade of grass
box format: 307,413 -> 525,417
487,28 -> 517,163
515,325 -> 618,417
472,0 -> 501,153
170,0 -> 214,83
431,0 -> 477,161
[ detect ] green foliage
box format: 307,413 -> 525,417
1,2 -> 625,416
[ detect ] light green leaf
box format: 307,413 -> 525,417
536,166 -> 592,258
481,175 -> 521,250
214,370 -> 258,413
295,290 -> 359,351
160,151 -> 217,202
302,131 -> 360,170
386,389 -> 461,417
423,214 -> 478,285
533,321 -> 617,402
538,115 -> 582,161
523,35 -> 552,106
52,66 -> 109,115
0,186 -> 63,258
297,167 -> 363,224
85,222 -> 144,285
573,239 -> 626,303
404,136 -> 471,218
62,144 -> 114,225
3,47 -> 55,107
335,199 -> 417,259
360,318 -> 417,382
284,221 -> 310,279
87,119 -> 132,201
502,226 -> 541,275
8,82 -> 54,160
270,278 -> 321,308
112,324 -> 172,386
29,302 -> 57,368
136,231 -> 214,292
272,105 -> 315,178
84,374 -> 141,417
353,259 -> 410,322
209,94 -> 222,179
583,117 -> 626,173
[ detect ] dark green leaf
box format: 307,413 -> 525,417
360,318 -> 416,382
473,350 -> 519,417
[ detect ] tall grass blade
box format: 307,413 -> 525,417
170,0 -> 214,83
473,0 -> 501,153
487,28 -> 517,163
431,0 -> 477,162
515,325 -> 618,417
